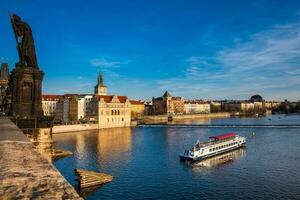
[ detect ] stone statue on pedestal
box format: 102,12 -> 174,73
9,14 -> 44,118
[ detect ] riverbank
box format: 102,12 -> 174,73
0,118 -> 82,199
52,113 -> 230,134
52,123 -> 99,134
142,112 -> 230,123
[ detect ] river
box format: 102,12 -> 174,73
53,114 -> 300,199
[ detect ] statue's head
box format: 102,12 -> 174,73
12,14 -> 21,22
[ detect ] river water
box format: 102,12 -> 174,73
53,114 -> 300,200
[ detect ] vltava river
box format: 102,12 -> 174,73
53,114 -> 300,200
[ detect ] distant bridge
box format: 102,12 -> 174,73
138,124 -> 300,128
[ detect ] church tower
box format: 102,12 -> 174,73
94,72 -> 107,95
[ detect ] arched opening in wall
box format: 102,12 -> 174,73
122,118 -> 124,122
118,110 -> 120,115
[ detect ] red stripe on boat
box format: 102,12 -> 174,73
209,133 -> 236,140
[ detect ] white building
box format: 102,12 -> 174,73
42,95 -> 62,116
184,101 -> 211,114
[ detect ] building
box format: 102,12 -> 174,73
54,98 -> 63,123
144,101 -> 153,115
0,63 -> 9,115
0,63 -> 9,114
210,101 -> 222,113
61,94 -> 94,122
184,100 -> 210,114
152,91 -> 184,115
62,97 -> 70,123
223,101 -> 254,113
130,100 -> 145,119
87,73 -> 132,128
249,94 -> 265,113
42,95 -> 62,116
96,95 -> 131,128
264,101 -> 280,110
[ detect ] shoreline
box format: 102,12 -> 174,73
52,113 -> 230,134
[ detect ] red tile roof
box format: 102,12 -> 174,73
95,95 -> 128,103
42,95 -> 63,101
130,100 -> 144,105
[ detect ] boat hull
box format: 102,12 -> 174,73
180,144 -> 245,162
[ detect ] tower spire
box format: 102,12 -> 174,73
94,68 -> 107,95
98,71 -> 103,86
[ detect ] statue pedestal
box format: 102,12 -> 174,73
10,64 -> 44,118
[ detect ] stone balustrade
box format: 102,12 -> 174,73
0,117 -> 82,199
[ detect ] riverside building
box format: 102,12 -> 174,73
184,100 -> 211,114
152,91 -> 184,115
86,72 -> 132,128
0,63 -> 9,115
130,100 -> 145,119
42,95 -> 62,116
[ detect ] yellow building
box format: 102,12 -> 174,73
96,95 -> 131,128
130,100 -> 145,119
184,100 -> 211,114
223,101 -> 254,113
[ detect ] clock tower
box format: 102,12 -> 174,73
94,72 -> 107,95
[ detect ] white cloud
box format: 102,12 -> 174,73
90,58 -> 128,68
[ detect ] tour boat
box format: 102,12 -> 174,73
180,133 -> 246,162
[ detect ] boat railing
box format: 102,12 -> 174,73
192,136 -> 238,150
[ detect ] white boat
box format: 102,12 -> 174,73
180,132 -> 246,162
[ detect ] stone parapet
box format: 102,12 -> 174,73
0,117 -> 82,199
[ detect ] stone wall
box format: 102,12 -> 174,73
173,112 -> 230,119
142,112 -> 230,123
52,123 -> 99,134
0,117 -> 82,199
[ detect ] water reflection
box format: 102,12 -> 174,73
185,148 -> 246,171
97,127 -> 132,162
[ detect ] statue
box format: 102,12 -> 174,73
10,14 -> 39,68
9,14 -> 44,118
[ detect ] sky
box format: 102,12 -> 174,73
0,0 -> 300,101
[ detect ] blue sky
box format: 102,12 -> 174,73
0,0 -> 300,101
